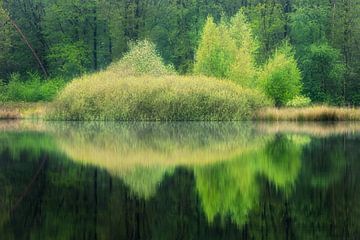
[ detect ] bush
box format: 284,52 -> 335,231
49,38 -> 271,121
260,50 -> 302,106
286,96 -> 311,108
108,40 -> 175,76
0,73 -> 66,102
48,73 -> 271,121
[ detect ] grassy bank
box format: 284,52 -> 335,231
0,102 -> 47,120
48,73 -> 270,121
256,106 -> 360,121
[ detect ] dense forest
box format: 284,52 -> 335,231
0,0 -> 359,105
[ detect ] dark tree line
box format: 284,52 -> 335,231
0,0 -> 359,105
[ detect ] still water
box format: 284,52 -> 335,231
0,121 -> 360,239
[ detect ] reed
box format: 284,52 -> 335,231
0,102 -> 47,120
255,106 -> 360,121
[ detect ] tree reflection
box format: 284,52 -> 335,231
0,122 -> 359,239
194,134 -> 308,226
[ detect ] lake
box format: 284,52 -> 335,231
1,121 -> 360,239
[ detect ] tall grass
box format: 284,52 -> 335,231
256,106 -> 360,121
0,102 -> 47,120
48,73 -> 270,121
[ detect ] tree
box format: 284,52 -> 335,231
301,43 -> 345,104
227,9 -> 258,87
246,2 -> 286,63
0,3 -> 14,78
260,48 -> 302,106
290,0 -> 330,49
47,42 -> 90,78
329,0 -> 360,105
194,10 -> 258,87
193,16 -> 236,78
0,0 -> 48,77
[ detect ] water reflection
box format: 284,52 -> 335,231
0,121 -> 360,239
195,134 -> 308,226
53,122 -> 272,198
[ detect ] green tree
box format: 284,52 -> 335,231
301,43 -> 345,104
227,9 -> 258,88
194,10 -> 258,87
290,0 -> 330,49
193,16 -> 236,78
47,42 -> 90,78
247,2 -> 286,63
0,3 -> 14,78
260,47 -> 302,106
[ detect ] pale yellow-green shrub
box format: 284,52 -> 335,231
48,72 -> 271,121
108,39 -> 175,76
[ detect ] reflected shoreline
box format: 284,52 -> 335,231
0,120 -> 360,239
2,120 -> 360,136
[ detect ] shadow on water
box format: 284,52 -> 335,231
0,121 -> 360,239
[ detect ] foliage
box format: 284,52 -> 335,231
193,17 -> 236,79
290,0 -> 330,48
301,43 -> 345,104
228,9 -> 258,87
194,11 -> 258,87
260,50 -> 302,106
47,41 -> 90,78
109,39 -> 175,76
1,0 -> 360,105
0,73 -> 65,102
49,72 -> 270,121
246,3 -> 286,63
286,96 -> 312,108
0,5 -> 15,78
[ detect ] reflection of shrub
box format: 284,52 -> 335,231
286,96 -> 311,108
49,74 -> 270,121
121,167 -> 174,199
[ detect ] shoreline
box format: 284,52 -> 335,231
0,102 -> 47,120
1,102 -> 360,121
